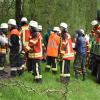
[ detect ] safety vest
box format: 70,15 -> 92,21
25,33 -> 43,59
20,25 -> 31,46
60,32 -> 74,60
47,32 -> 60,57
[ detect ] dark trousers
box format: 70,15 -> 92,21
89,54 -> 95,70
0,54 -> 6,70
9,52 -> 23,76
10,53 -> 20,68
74,54 -> 86,75
59,60 -> 70,78
19,53 -> 25,68
30,59 -> 42,80
46,56 -> 57,72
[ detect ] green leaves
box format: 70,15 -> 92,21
0,0 -> 98,34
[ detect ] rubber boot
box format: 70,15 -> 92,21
27,66 -> 32,72
0,70 -> 8,76
10,71 -> 17,77
64,77 -> 70,84
52,71 -> 57,74
45,68 -> 50,72
75,71 -> 79,79
60,77 -> 69,84
35,78 -> 42,83
82,73 -> 86,81
17,69 -> 23,76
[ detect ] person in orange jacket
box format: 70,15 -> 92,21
25,20 -> 43,83
8,19 -> 23,77
59,22 -> 74,83
45,27 -> 60,74
19,17 -> 31,71
20,17 -> 31,47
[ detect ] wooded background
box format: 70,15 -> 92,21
0,0 -> 99,34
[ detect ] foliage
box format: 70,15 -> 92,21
0,0 -> 15,23
23,0 -> 97,34
97,0 -> 100,10
0,0 -> 98,34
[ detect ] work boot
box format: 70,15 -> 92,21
60,77 -> 69,84
45,68 -> 50,72
10,71 -> 17,77
64,77 -> 70,83
35,79 -> 42,83
17,69 -> 23,76
82,73 -> 86,81
0,70 -> 8,76
27,66 -> 32,72
52,71 -> 57,74
21,64 -> 26,72
75,72 -> 79,79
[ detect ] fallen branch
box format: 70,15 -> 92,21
42,89 -> 65,94
0,79 -> 68,99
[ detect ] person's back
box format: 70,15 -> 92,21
9,28 -> 21,54
45,27 -> 60,74
47,32 -> 60,57
74,30 -> 87,80
76,32 -> 86,55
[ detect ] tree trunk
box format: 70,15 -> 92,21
15,0 -> 23,24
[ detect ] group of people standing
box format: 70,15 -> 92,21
0,17 -> 99,84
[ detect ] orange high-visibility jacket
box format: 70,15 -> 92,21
20,25 -> 31,46
25,32 -> 43,59
47,32 -> 60,57
60,32 -> 74,60
9,28 -> 21,38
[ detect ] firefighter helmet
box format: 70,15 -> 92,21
91,20 -> 98,26
0,23 -> 8,29
21,17 -> 27,22
8,19 -> 16,26
53,27 -> 60,32
60,22 -> 68,29
29,20 -> 38,29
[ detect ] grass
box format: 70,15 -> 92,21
0,62 -> 100,100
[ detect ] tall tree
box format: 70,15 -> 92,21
15,0 -> 23,23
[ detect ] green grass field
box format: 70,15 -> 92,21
0,62 -> 100,100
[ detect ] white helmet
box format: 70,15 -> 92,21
0,23 -> 8,29
60,22 -> 68,29
21,17 -> 27,22
29,20 -> 38,29
53,27 -> 60,32
91,20 -> 98,26
38,25 -> 42,31
8,19 -> 16,26
80,29 -> 85,34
